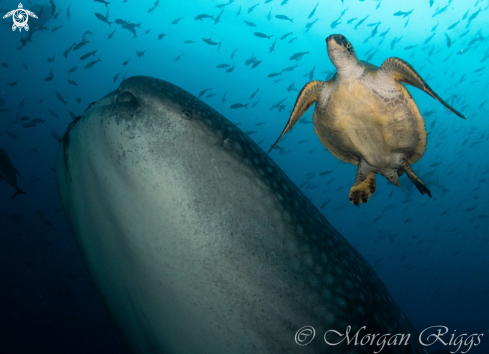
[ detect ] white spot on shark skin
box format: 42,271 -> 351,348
56,76 -> 429,354
211,158 -> 222,179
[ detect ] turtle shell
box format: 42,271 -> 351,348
313,68 -> 426,170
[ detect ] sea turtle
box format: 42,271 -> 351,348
269,34 -> 464,205
2,3 -> 38,32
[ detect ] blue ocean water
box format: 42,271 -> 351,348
0,0 -> 488,353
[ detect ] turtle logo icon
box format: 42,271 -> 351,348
3,3 -> 38,32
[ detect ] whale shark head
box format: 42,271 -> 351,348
56,76 -> 428,354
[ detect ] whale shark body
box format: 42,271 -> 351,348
56,76 -> 428,354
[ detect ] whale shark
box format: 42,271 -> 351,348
56,76 -> 428,354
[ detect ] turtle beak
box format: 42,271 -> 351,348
326,34 -> 348,47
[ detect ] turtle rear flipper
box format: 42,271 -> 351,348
381,57 -> 465,119
268,80 -> 330,153
349,163 -> 376,205
400,158 -> 432,197
12,188 -> 26,199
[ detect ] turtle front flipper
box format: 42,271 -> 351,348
268,80 -> 330,153
349,163 -> 376,205
380,57 -> 465,119
400,158 -> 432,197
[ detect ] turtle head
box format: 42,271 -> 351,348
326,34 -> 359,71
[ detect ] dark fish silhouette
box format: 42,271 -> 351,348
31,118 -> 45,125
108,27 -> 117,39
68,80 -> 78,87
94,0 -> 110,7
49,0 -> 56,15
55,92 -> 68,105
305,19 -> 318,33
354,15 -> 368,30
80,50 -> 97,60
113,72 -> 123,83
195,14 -> 213,21
275,15 -> 293,22
85,59 -> 101,69
251,60 -> 262,68
68,67 -> 77,73
253,32 -> 273,39
148,0 -> 159,13
174,53 -> 185,61
51,24 -> 63,32
280,32 -> 293,40
269,38 -> 277,53
198,88 -> 212,97
122,22 -> 141,29
303,66 -> 315,80
248,3 -> 259,13
249,88 -> 259,100
0,148 -> 26,199
308,3 -> 318,19
49,110 -> 60,119
94,12 -> 111,26
44,70 -> 53,81
445,33 -> 451,47
245,54 -> 257,66
214,9 -> 224,25
73,36 -> 89,50
63,43 -> 75,58
447,20 -> 460,30
393,9 -> 413,18
172,16 -> 184,25
51,131 -> 62,142
289,51 -> 309,61
280,64 -> 298,73
230,103 -> 248,109
202,38 -> 223,50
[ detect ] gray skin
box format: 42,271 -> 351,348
0,148 -> 26,199
269,34 -> 464,205
56,76 -> 428,354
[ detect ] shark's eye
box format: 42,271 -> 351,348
85,102 -> 97,112
180,109 -> 192,120
115,91 -> 137,105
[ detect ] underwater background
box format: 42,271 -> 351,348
0,0 -> 488,353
